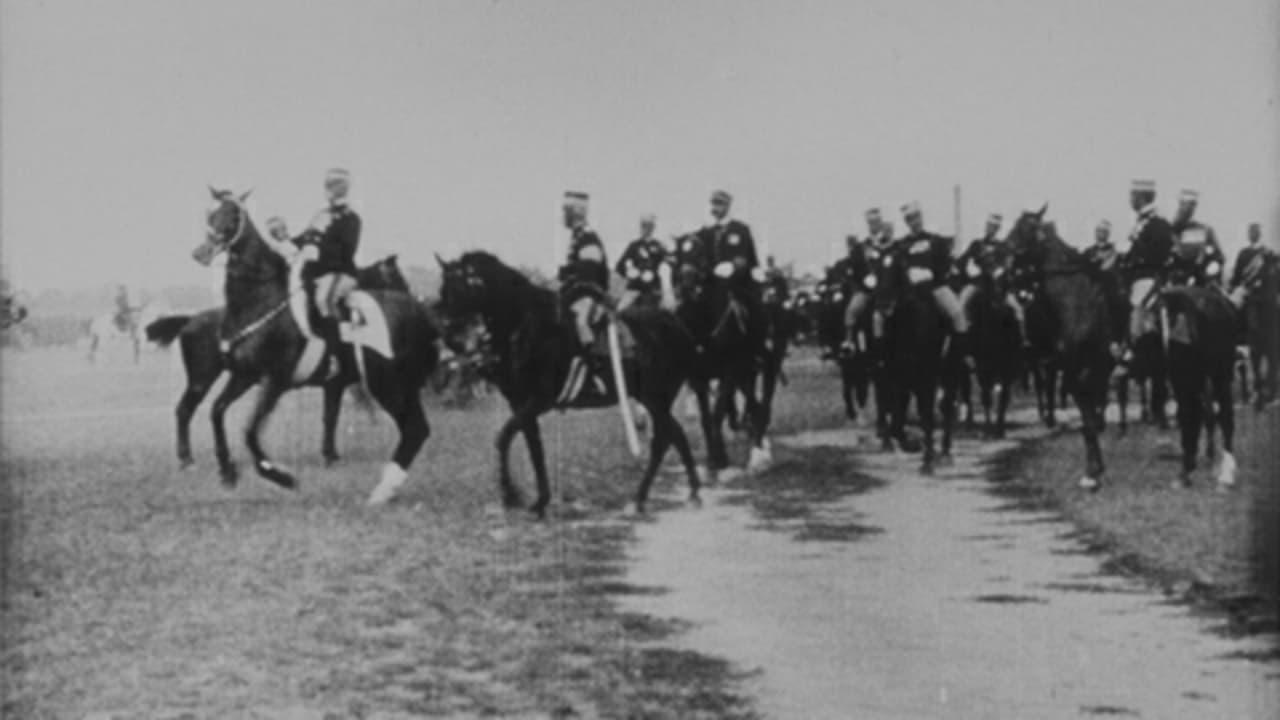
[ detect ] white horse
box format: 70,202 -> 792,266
86,305 -> 160,364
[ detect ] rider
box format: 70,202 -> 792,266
1168,189 -> 1226,288
763,255 -> 789,299
898,201 -> 974,364
1084,219 -> 1128,350
956,212 -> 1028,347
841,207 -> 895,352
1119,178 -> 1175,368
557,190 -> 610,359
1229,222 -> 1273,305
264,216 -> 299,259
696,189 -> 767,354
298,168 -> 362,336
615,213 -> 673,311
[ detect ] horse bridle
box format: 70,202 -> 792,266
207,196 -> 248,251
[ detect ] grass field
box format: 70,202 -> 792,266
992,395 -> 1280,635
2,345 -> 814,719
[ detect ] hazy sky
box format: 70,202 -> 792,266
3,0 -> 1278,292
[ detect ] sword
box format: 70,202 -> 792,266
607,319 -> 642,457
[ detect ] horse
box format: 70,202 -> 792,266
1006,206 -> 1116,490
86,304 -> 158,364
145,256 -> 413,469
869,244 -> 960,473
191,188 -> 439,505
758,280 -> 798,433
813,277 -> 873,423
1157,285 -> 1239,487
671,237 -> 774,472
1010,272 -> 1063,428
435,251 -> 701,517
968,265 -> 1023,438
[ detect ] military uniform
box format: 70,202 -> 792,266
1169,217 -> 1225,287
698,191 -> 766,352
1230,241 -> 1275,296
1085,221 -> 1128,345
1125,195 -> 1175,342
842,211 -> 896,346
559,223 -> 609,349
300,169 -> 362,322
895,204 -> 969,339
615,236 -> 669,309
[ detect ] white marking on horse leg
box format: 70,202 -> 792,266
368,462 -> 408,506
1217,451 -> 1237,488
1078,475 -> 1100,491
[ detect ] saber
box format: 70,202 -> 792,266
607,319 -> 642,457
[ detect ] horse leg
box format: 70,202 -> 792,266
1151,352 -> 1170,429
1116,373 -> 1129,436
841,359 -> 857,421
244,378 -> 297,489
321,378 -> 346,466
1168,350 -> 1199,487
917,379 -> 936,475
210,371 -> 257,486
980,377 -> 994,437
494,407 -> 533,511
1045,362 -> 1059,428
1073,368 -> 1107,491
633,402 -> 674,515
995,379 -> 1010,439
367,381 -> 431,506
175,381 -> 214,468
938,369 -> 958,465
521,416 -> 552,519
1213,366 -> 1238,488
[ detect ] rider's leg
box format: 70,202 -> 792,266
933,285 -> 969,334
570,296 -> 595,349
957,283 -> 977,328
1004,293 -> 1028,346
1124,277 -> 1156,363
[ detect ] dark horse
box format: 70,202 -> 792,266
757,279 -> 799,434
671,239 -> 774,472
1157,285 -> 1239,488
1011,270 -> 1063,428
145,256 -> 412,469
969,266 -> 1023,438
436,251 -> 701,517
871,246 -> 960,473
814,276 -> 873,424
1007,207 -> 1116,490
191,188 -> 439,504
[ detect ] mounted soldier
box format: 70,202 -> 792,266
1119,178 -> 1175,366
896,201 -> 974,365
957,212 -> 1027,347
264,216 -> 299,260
841,207 -> 895,353
616,213 -> 674,311
1168,189 -> 1226,289
557,190 -> 611,397
695,189 -> 767,356
1230,222 -> 1280,405
1084,219 -> 1128,352
297,168 -> 362,344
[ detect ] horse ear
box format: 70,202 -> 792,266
239,188 -> 253,203
209,185 -> 220,199
1038,202 -> 1049,219
435,252 -> 447,268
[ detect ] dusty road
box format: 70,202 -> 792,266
624,413 -> 1280,719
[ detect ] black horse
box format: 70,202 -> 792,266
436,251 -> 701,517
1007,207 -> 1116,490
1011,272 -> 1063,428
145,256 -> 412,469
814,277 -> 873,423
870,246 -> 960,472
1158,285 -> 1240,487
969,266 -> 1023,438
758,280 -> 798,434
191,188 -> 439,504
671,237 -> 773,472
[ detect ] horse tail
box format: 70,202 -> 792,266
145,315 -> 191,347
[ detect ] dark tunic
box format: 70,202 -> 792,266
558,225 -> 609,300
697,219 -> 759,273
299,203 -> 361,277
896,231 -> 954,289
1126,207 -> 1174,278
1170,218 -> 1225,284
615,237 -> 669,292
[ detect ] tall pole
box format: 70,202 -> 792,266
953,183 -> 963,243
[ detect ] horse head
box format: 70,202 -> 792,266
368,254 -> 409,292
193,187 -> 254,266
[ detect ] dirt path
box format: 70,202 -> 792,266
623,413 -> 1280,719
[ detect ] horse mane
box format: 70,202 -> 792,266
459,250 -> 558,317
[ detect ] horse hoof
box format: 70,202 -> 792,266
919,462 -> 934,476
323,453 -> 341,468
1216,452 -> 1238,488
256,460 -> 297,490
528,504 -> 549,521
747,447 -> 771,473
936,454 -> 954,468
219,464 -> 239,487
367,463 -> 407,506
178,457 -> 195,471
688,493 -> 702,508
1078,476 -> 1101,492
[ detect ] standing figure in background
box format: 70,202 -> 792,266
297,168 -> 362,338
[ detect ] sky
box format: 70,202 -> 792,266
2,0 -> 1278,293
